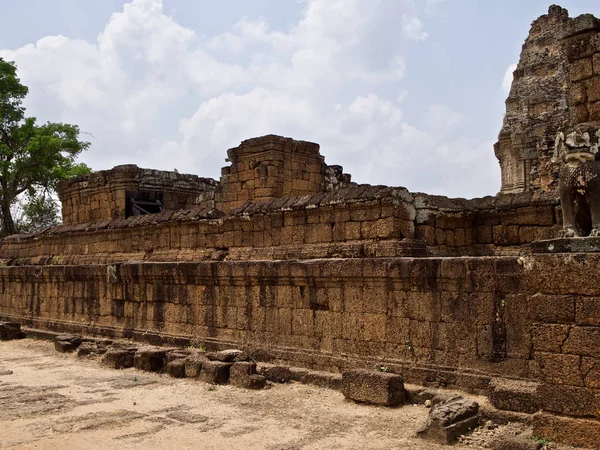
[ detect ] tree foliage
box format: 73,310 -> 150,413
0,58 -> 91,235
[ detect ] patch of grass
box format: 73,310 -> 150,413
530,435 -> 553,448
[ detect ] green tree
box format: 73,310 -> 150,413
0,58 -> 91,235
14,192 -> 60,233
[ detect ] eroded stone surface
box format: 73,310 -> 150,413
0,322 -> 25,341
199,361 -> 231,385
102,349 -> 135,369
417,397 -> 480,444
134,348 -> 168,372
206,349 -> 249,363
341,370 -> 406,406
54,335 -> 83,353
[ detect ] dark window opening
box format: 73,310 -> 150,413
125,191 -> 164,217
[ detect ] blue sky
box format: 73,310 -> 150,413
2,0 -> 599,198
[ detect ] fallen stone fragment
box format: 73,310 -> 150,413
134,347 -> 168,372
342,370 -> 406,406
54,334 -> 83,353
165,359 -> 186,378
184,354 -> 208,378
0,322 -> 26,341
102,349 -> 135,369
206,349 -> 249,363
0,370 -> 14,376
229,362 -> 266,389
258,364 -> 292,383
199,360 -> 232,384
417,396 -> 480,444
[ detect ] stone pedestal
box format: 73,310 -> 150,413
531,237 -> 600,253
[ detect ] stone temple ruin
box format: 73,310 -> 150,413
2,5 -> 600,448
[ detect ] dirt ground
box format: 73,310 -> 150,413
0,339 -> 545,450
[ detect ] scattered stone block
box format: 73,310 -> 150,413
206,349 -> 249,363
77,340 -> 112,357
184,354 -> 208,378
199,360 -> 231,384
342,370 -> 406,406
166,349 -> 191,363
289,367 -> 310,382
229,362 -> 266,389
304,371 -> 343,390
488,378 -> 539,414
0,322 -> 26,340
165,359 -> 186,378
490,435 -> 541,450
417,396 -> 480,444
134,347 -> 168,372
258,364 -> 292,383
102,349 -> 135,369
54,334 -> 83,353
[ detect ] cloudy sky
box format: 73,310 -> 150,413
1,0 -> 599,198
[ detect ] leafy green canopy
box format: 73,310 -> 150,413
0,58 -> 91,235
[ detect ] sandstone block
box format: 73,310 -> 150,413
206,349 -> 250,363
534,352 -> 584,386
488,378 -> 539,414
489,435 -> 541,450
184,354 -> 208,378
102,349 -> 135,369
576,297 -> 600,326
258,364 -> 292,383
570,57 -> 594,82
531,324 -> 570,353
528,294 -> 575,324
571,103 -> 590,123
533,411 -> 600,449
562,326 -> 600,358
0,322 -> 26,341
587,76 -> 600,102
165,359 -> 186,378
134,347 -> 168,372
417,397 -> 480,444
536,383 -> 600,417
568,81 -> 587,105
77,340 -> 111,357
594,53 -> 600,75
54,334 -> 83,353
166,350 -> 191,363
229,362 -> 266,389
199,361 -> 231,384
590,100 -> 600,121
341,370 -> 406,406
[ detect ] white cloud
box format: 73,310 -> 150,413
502,63 -> 517,94
1,0 -> 500,198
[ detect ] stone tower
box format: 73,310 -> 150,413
495,5 -> 600,194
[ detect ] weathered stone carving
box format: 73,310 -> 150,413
554,124 -> 600,236
417,396 -> 480,444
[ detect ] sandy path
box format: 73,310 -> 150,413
0,339 -> 497,450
